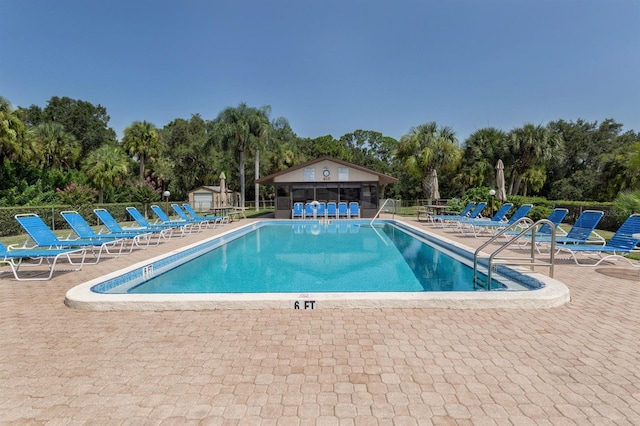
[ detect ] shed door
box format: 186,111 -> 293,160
193,193 -> 212,211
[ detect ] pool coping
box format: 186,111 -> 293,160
64,219 -> 571,310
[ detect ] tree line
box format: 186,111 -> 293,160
1,95 -> 639,210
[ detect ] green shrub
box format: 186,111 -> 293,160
444,198 -> 466,213
461,187 -> 492,203
526,205 -> 553,222
613,190 -> 640,217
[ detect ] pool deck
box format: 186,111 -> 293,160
1,215 -> 639,424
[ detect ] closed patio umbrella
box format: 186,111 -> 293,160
219,171 -> 227,206
496,160 -> 507,201
430,169 -> 440,201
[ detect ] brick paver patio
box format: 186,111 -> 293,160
1,217 -> 639,425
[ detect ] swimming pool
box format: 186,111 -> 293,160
65,219 -> 570,310
127,222 -> 511,293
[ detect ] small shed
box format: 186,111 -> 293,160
256,156 -> 398,219
187,186 -> 238,212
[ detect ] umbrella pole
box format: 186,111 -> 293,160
489,189 -> 496,218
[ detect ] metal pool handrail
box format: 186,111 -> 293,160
370,199 -> 397,225
473,218 -> 556,290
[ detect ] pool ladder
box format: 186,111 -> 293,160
370,199 -> 399,225
473,218 -> 556,290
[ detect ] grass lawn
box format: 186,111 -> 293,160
244,207 -> 274,218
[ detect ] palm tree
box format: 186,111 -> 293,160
396,122 -> 461,198
212,103 -> 271,209
122,120 -> 161,180
0,96 -> 29,162
149,156 -> 175,194
213,105 -> 249,207
266,141 -> 302,173
31,122 -> 81,170
248,106 -> 271,210
458,127 -> 507,189
506,123 -> 564,195
0,98 -> 43,183
613,189 -> 640,217
82,144 -> 130,203
264,116 -> 306,174
622,141 -> 640,192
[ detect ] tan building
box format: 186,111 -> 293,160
256,156 -> 398,219
187,186 -> 238,212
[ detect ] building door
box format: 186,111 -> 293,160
276,185 -> 291,210
193,193 -> 212,211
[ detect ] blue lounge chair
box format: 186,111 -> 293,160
457,203 -> 513,226
316,202 -> 327,219
537,208 -> 569,236
94,208 -> 171,240
304,203 -> 315,219
510,208 -> 569,244
61,210 -> 153,249
461,204 -> 532,237
171,204 -> 220,229
429,202 -> 475,224
126,206 -> 187,236
337,202 -> 349,219
0,241 -> 86,281
292,202 -> 304,219
455,203 -> 512,235
182,203 -> 228,225
327,202 -> 338,219
538,210 -> 605,245
150,204 -> 197,229
556,214 -> 640,266
14,214 -> 127,264
348,202 -> 360,219
438,202 -> 486,227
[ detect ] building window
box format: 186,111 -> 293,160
303,168 -> 315,182
338,167 -> 349,181
316,183 -> 339,203
292,184 -> 314,203
339,184 -> 361,203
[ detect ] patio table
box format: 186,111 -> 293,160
417,204 -> 451,221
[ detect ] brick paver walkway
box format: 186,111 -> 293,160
1,217 -> 639,424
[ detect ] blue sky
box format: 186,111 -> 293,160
1,0 -> 638,143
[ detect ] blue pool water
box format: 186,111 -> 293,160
119,221 -> 514,294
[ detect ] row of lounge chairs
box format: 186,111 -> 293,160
0,204 -> 227,281
425,201 -> 640,267
292,202 -> 360,219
